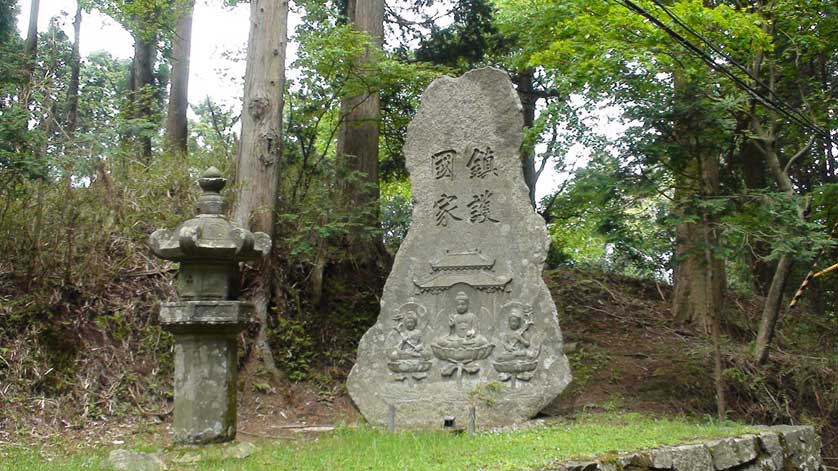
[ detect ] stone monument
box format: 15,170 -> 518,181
347,68 -> 571,429
149,167 -> 270,444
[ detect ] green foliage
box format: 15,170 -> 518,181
414,0 -> 503,70
546,153 -> 672,278
267,315 -> 316,382
0,5 -> 39,181
722,191 -> 835,262
189,98 -> 239,161
90,0 -> 189,42
494,0 -> 838,307
810,184 -> 838,229
497,0 -> 768,98
0,148 -> 223,426
380,178 -> 412,251
722,311 -> 838,436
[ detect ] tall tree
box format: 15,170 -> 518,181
93,0 -> 180,163
336,0 -> 385,256
20,0 -> 39,105
234,0 -> 290,381
669,73 -> 726,333
164,0 -> 193,156
65,2 -> 82,136
130,33 -> 156,161
22,0 -> 39,73
743,0 -> 835,364
514,69 -> 538,207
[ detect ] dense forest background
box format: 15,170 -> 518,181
0,0 -> 836,464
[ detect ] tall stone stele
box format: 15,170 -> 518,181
347,68 -> 571,429
149,167 -> 271,444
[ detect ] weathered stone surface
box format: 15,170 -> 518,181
561,461 -> 599,471
649,448 -> 676,468
170,331 -> 239,444
107,449 -> 167,471
772,425 -> 823,471
149,167 -> 270,301
597,461 -> 620,471
150,169 -> 266,445
757,432 -> 783,470
170,452 -> 202,465
347,67 -> 571,428
624,448 -> 674,469
161,300 -> 250,444
159,301 -> 252,334
223,441 -> 257,460
541,427 -> 822,471
670,444 -> 713,471
707,436 -> 757,469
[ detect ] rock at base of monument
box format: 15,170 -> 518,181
161,301 -> 250,445
347,67 -> 571,429
107,449 -> 167,471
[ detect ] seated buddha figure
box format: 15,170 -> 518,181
436,291 -> 489,349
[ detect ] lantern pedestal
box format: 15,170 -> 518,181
160,301 -> 252,444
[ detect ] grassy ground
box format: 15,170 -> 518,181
0,413 -> 754,471
3,268 -> 833,468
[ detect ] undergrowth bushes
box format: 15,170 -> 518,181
0,153 -> 224,431
0,150 -> 389,433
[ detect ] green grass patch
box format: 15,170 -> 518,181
0,413 -> 755,471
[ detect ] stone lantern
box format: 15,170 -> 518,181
149,167 -> 270,444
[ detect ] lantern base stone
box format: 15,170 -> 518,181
160,301 -> 251,444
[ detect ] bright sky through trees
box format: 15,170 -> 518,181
18,0 -> 255,109
14,0 -> 627,201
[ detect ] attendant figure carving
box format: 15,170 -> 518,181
493,302 -> 540,384
387,302 -> 432,381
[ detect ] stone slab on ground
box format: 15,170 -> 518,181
347,67 -> 571,429
107,449 -> 167,471
545,426 -> 823,471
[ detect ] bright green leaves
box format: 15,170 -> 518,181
293,10 -> 441,104
495,0 -> 770,100
91,0 -> 190,43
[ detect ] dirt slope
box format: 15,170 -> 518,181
1,268 -> 835,467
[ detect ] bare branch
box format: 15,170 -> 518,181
783,136 -> 815,174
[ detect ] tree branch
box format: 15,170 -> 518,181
783,136 -> 815,174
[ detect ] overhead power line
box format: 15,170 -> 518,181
616,0 -> 831,141
646,0 -> 824,137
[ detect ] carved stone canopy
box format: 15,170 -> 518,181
149,167 -> 271,264
149,167 -> 271,300
414,250 -> 512,293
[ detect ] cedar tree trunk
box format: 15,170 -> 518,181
65,3 -> 82,135
165,1 -> 194,156
131,34 -> 156,162
670,73 -> 726,333
234,0 -> 289,382
20,0 -> 40,106
336,0 -> 385,252
515,69 -> 538,208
